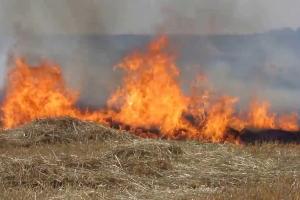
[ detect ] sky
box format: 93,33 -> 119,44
0,0 -> 299,35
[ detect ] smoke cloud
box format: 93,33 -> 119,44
0,0 -> 299,112
1,0 -> 300,35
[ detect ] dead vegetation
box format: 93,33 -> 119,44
0,117 -> 299,199
0,117 -> 135,146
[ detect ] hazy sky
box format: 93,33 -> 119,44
0,0 -> 299,35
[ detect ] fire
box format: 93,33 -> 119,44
108,36 -> 188,134
278,113 -> 299,131
0,36 -> 299,142
1,58 -> 104,128
245,101 -> 299,131
247,101 -> 276,129
107,36 -> 244,141
202,96 -> 238,142
106,36 -> 299,139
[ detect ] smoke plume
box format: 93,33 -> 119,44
0,0 -> 299,112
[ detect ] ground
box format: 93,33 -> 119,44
0,117 -> 299,200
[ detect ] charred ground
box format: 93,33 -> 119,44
0,117 -> 299,200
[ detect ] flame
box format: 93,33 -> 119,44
202,96 -> 238,142
107,36 -> 241,141
0,36 -> 299,143
108,36 -> 189,134
247,101 -> 276,129
1,58 -> 104,128
278,113 -> 299,131
240,100 -> 298,131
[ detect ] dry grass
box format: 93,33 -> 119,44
0,117 -> 299,199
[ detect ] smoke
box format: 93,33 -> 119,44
0,0 -> 106,35
1,0 -> 300,35
159,0 -> 300,35
157,1 -> 300,112
0,0 -> 118,106
159,0 -> 264,34
0,0 -> 300,112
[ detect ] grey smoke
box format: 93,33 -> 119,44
0,0 -> 300,35
0,0 -> 299,112
159,0 -> 264,34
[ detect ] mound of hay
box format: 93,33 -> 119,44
0,117 -> 135,147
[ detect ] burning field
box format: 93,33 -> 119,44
0,36 -> 299,199
1,36 -> 300,144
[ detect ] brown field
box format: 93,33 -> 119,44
0,117 -> 299,200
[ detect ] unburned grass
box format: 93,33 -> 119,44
0,117 -> 299,199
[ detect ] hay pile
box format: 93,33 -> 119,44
0,117 -> 299,199
0,117 -> 135,147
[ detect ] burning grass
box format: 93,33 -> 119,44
1,36 -> 299,143
0,35 -> 299,199
0,117 -> 299,199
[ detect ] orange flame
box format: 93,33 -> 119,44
278,113 -> 299,131
108,36 -> 188,134
247,101 -> 276,129
107,36 -> 241,141
202,96 -> 238,142
242,100 -> 299,131
0,36 -> 299,143
1,58 -> 104,128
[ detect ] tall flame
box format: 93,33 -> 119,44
1,58 -> 104,128
107,36 -> 244,141
247,101 -> 276,129
0,36 -> 299,143
202,96 -> 238,141
108,36 -> 188,134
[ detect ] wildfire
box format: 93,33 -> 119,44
0,36 -> 299,143
107,36 -> 189,134
1,58 -> 104,128
246,101 -> 299,131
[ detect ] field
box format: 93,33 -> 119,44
0,117 -> 299,200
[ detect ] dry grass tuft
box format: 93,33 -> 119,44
0,117 -> 135,147
105,141 -> 183,177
